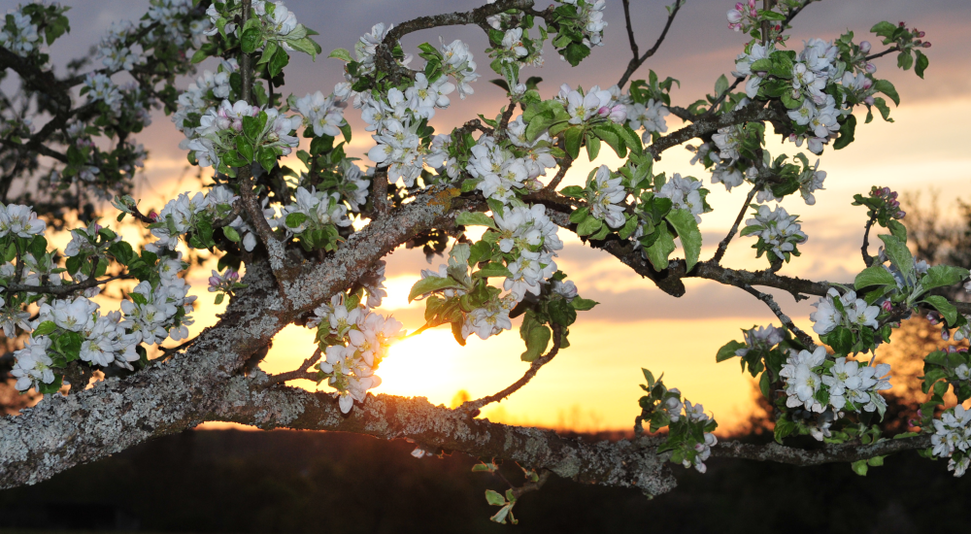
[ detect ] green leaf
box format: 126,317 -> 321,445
571,297 -> 597,311
473,263 -> 512,279
268,45 -> 290,78
236,136 -> 254,162
645,224 -> 675,271
409,276 -> 467,302
548,299 -> 577,327
455,212 -> 497,229
241,27 -> 263,54
575,215 -> 603,237
887,219 -> 907,242
870,21 -> 896,36
922,265 -> 969,292
33,321 -> 58,337
914,49 -> 929,79
585,134 -> 601,161
878,234 -> 914,280
923,295 -> 958,326
665,209 -> 702,272
617,125 -> 643,156
716,340 -> 747,363
563,42 -> 591,67
560,186 -> 585,198
485,489 -> 506,507
873,79 -> 899,106
833,114 -> 856,150
851,459 -> 869,476
259,147 -> 278,172
872,97 -> 893,122
520,322 -> 551,362
223,226 -> 241,242
714,74 -> 729,96
564,126 -> 583,159
897,50 -> 914,71
854,264 -> 897,290
328,47 -> 353,62
285,212 -> 308,229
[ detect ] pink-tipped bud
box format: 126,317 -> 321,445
917,31 -> 926,38
859,40 -> 872,54
148,210 -> 158,222
922,42 -> 932,48
927,312 -> 940,325
208,275 -> 221,288
899,21 -> 906,27
881,300 -> 893,312
865,62 -> 877,73
896,210 -> 905,219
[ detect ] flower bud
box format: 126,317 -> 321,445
859,40 -> 871,53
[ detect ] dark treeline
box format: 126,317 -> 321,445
1,425 -> 970,534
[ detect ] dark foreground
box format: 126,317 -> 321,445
0,427 -> 968,534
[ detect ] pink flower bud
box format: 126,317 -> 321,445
208,275 -> 221,288
922,42 -> 932,48
608,104 -> 627,123
917,31 -> 926,38
881,300 -> 893,312
859,40 -> 871,53
865,62 -> 877,73
148,210 -> 158,221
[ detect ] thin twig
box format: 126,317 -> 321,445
240,0 -> 253,106
540,155 -> 574,194
861,214 -> 876,267
621,0 -> 639,61
511,469 -> 552,499
264,348 -> 323,387
461,324 -> 563,413
741,283 -> 816,348
711,179 -> 762,264
617,0 -> 684,89
865,45 -> 900,62
2,274 -> 131,297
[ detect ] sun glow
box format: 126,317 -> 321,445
374,329 -> 465,403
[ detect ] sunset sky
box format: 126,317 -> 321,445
27,0 -> 971,432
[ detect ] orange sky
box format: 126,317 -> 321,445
27,0 -> 971,433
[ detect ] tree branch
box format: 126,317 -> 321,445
617,0 -> 685,89
461,324 -> 564,413
265,348 -> 322,386
712,434 -> 932,465
711,179 -> 762,264
741,283 -> 816,347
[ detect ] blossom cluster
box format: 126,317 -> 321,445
932,405 -> 971,477
4,211 -> 198,393
556,84 -> 627,126
809,288 -> 881,337
780,346 -> 891,426
365,75 -> 456,187
656,174 -> 707,223
0,7 -> 41,57
560,0 -> 607,49
637,371 -> 718,474
308,288 -> 403,413
742,204 -> 808,263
